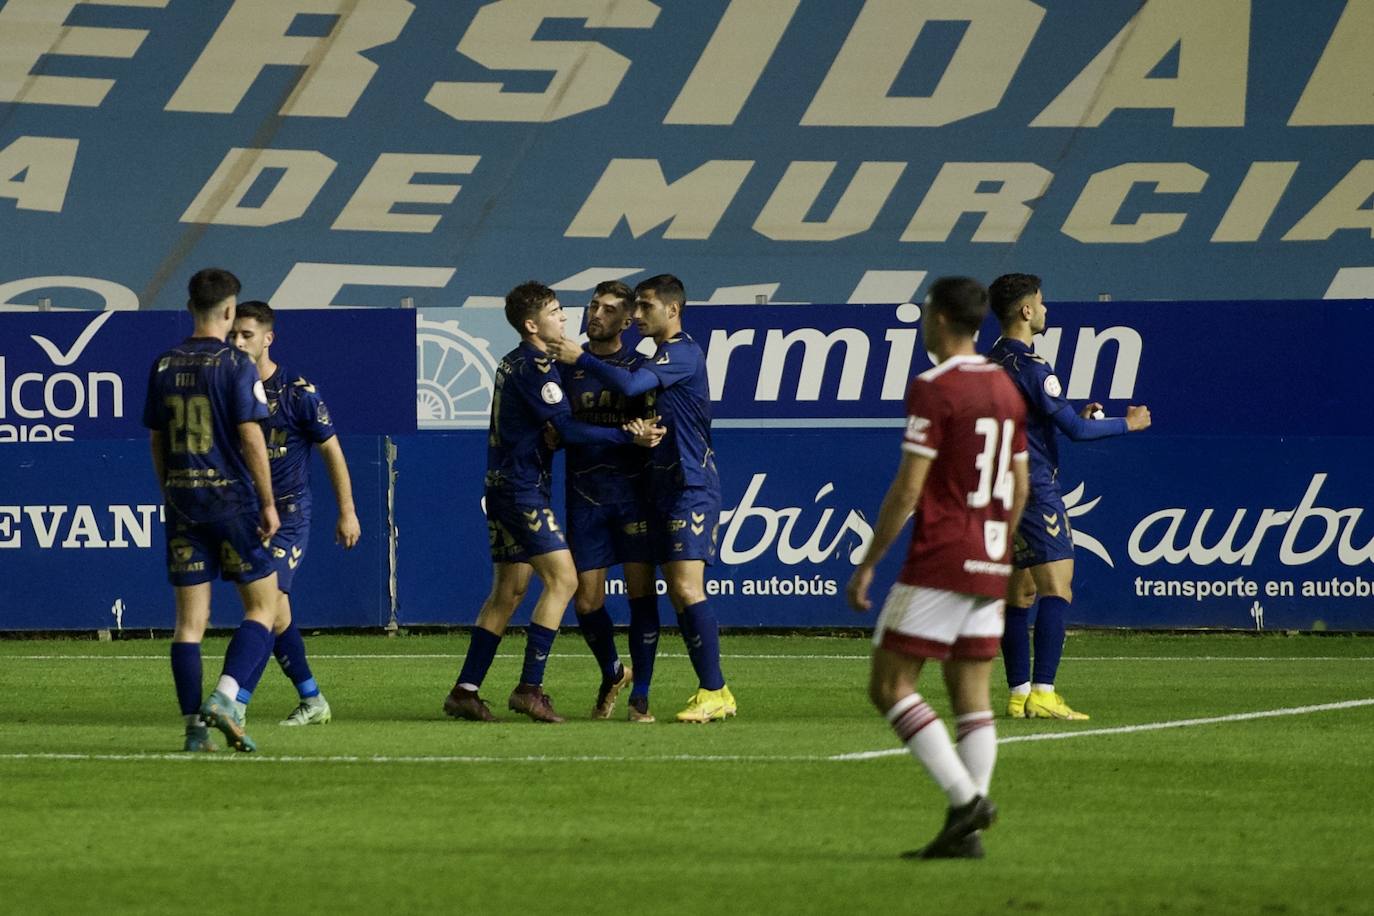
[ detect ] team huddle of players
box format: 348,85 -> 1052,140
143,267 -> 1149,858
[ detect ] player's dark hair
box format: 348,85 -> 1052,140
187,268 -> 241,315
505,280 -> 556,333
989,273 -> 1041,325
634,274 -> 686,312
593,280 -> 634,305
927,276 -> 989,337
236,300 -> 274,329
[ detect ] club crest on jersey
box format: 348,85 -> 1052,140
540,382 -> 563,405
1043,375 -> 1063,398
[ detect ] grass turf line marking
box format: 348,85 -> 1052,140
828,697 -> 1374,761
6,654 -> 1374,662
3,699 -> 1371,767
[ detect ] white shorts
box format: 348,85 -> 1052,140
872,583 -> 1005,661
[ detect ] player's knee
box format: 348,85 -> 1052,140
573,592 -> 601,615
667,582 -> 704,608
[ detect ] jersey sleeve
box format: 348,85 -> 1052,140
640,340 -> 699,390
292,379 -> 337,443
518,359 -> 577,425
142,360 -> 165,430
574,351 -> 659,396
902,377 -> 945,457
230,357 -> 269,424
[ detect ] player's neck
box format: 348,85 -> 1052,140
655,321 -> 683,346
191,319 -> 229,341
934,340 -> 977,362
523,334 -> 549,353
258,354 -> 278,380
1006,323 -> 1035,345
587,336 -> 622,356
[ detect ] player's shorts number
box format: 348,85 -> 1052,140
968,417 -> 1014,510
166,394 -> 213,455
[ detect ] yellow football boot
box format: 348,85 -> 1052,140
1006,692 -> 1029,718
675,688 -> 730,723
721,685 -> 738,718
1025,690 -> 1090,720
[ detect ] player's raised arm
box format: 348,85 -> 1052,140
1048,402 -> 1131,441
548,409 -> 636,446
318,436 -> 360,549
238,421 -> 279,540
846,452 -> 932,612
568,349 -> 661,396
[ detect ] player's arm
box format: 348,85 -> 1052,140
1009,454 -> 1029,534
318,436 -> 360,549
239,421 -> 280,540
569,351 -> 660,396
846,452 -> 932,613
148,431 -> 166,492
548,410 -> 636,446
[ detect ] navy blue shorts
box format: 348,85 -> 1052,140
267,502 -> 310,594
1013,496 -> 1075,569
164,507 -> 274,587
566,498 -> 651,572
485,490 -> 568,564
649,487 -> 720,566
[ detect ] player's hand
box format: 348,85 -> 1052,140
258,503 -> 281,542
336,510 -> 361,549
1079,402 -> 1104,419
625,417 -> 666,448
1125,404 -> 1152,431
543,421 -> 562,450
846,566 -> 875,613
547,336 -> 581,365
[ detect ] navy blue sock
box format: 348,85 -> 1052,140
1001,604 -> 1033,688
521,623 -> 558,687
628,595 -> 659,699
1032,596 -> 1070,685
274,622 -> 319,698
456,627 -> 502,689
221,620 -> 274,688
680,601 -> 725,691
238,635 -> 274,703
170,642 -> 202,716
577,606 -> 622,682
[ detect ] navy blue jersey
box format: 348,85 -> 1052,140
487,341 -> 632,497
261,365 -> 336,514
560,343 -> 648,506
986,336 -> 1129,502
640,333 -> 718,495
143,338 -> 268,522
574,332 -> 719,497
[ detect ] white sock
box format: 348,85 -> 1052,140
305,693 -> 327,707
215,675 -> 240,701
955,712 -> 997,796
184,714 -> 203,728
886,694 -> 977,806
458,682 -> 479,692
1010,682 -> 1031,696
1032,682 -> 1054,693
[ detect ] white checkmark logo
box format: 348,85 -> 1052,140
29,311 -> 115,366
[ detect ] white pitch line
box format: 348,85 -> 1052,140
4,653 -> 1373,662
2,698 -> 1371,768
828,698 -> 1374,761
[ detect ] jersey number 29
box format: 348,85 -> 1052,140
968,417 -> 1014,509
165,394 -> 213,455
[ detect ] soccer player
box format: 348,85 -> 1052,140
549,274 -> 734,724
557,280 -> 657,720
228,300 -> 361,726
986,273 -> 1152,720
144,268 -> 280,753
443,281 -> 662,723
847,276 -> 1029,859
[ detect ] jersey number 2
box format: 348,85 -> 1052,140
968,417 -> 1014,510
166,394 -> 213,455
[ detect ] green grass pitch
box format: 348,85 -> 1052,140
2,631 -> 1372,915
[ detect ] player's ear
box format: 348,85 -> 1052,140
265,329 -> 275,349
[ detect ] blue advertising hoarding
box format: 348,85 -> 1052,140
2,1 -> 1374,312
